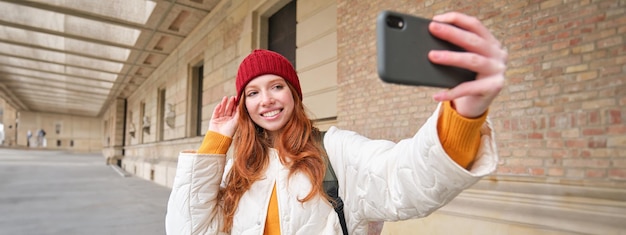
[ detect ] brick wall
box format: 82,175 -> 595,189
337,0 -> 626,187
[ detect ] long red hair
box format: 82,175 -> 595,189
219,82 -> 327,232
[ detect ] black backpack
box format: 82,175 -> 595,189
319,133 -> 349,235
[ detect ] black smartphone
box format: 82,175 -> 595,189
376,10 -> 476,88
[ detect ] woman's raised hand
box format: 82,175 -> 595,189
428,12 -> 508,118
208,96 -> 239,138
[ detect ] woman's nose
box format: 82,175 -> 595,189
260,92 -> 274,106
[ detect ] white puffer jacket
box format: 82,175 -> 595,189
165,105 -> 498,234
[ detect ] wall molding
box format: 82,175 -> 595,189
434,179 -> 626,234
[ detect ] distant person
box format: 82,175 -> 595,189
38,129 -> 47,148
27,130 -> 32,147
0,124 -> 4,145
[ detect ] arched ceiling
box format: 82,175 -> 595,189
0,0 -> 219,117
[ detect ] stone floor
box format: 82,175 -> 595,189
0,148 -> 171,235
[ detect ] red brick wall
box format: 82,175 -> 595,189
337,0 -> 626,187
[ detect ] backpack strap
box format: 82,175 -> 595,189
320,132 -> 349,235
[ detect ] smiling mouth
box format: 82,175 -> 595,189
261,109 -> 281,117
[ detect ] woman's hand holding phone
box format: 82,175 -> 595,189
428,12 -> 508,118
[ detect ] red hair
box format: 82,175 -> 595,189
219,82 -> 326,232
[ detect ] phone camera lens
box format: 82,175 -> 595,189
386,15 -> 405,29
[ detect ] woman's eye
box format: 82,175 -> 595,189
246,91 -> 258,97
273,84 -> 284,90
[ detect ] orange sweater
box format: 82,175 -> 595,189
197,101 -> 487,234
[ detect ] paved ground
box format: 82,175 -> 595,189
0,148 -> 171,235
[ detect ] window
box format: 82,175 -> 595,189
268,0 -> 296,66
104,120 -> 109,146
196,65 -> 204,136
188,62 -> 204,137
157,88 -> 166,141
140,102 -> 146,143
128,110 -> 134,144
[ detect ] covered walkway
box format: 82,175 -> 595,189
0,148 -> 170,235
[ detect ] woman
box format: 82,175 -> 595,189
166,12 -> 507,234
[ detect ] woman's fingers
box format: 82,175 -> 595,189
429,21 -> 502,60
427,49 -> 506,102
227,96 -> 239,121
428,50 -> 506,76
224,96 -> 235,117
432,12 -> 500,49
429,13 -> 507,62
212,96 -> 227,118
212,96 -> 237,120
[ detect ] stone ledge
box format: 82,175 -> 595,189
433,180 -> 626,235
109,164 -> 132,177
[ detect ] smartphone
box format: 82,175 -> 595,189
376,10 -> 476,88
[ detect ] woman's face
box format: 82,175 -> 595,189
244,74 -> 295,135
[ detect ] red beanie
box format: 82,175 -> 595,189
236,49 -> 302,101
